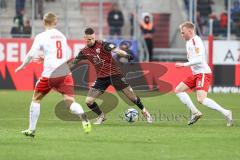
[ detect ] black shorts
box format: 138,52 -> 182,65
91,74 -> 129,92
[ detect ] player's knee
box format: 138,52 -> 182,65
175,88 -> 180,94
85,97 -> 94,106
32,97 -> 41,103
32,99 -> 41,103
197,97 -> 204,104
65,100 -> 75,108
175,85 -> 182,93
128,95 -> 137,103
132,96 -> 140,104
63,95 -> 74,101
63,95 -> 74,107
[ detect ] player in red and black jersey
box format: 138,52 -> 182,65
68,27 -> 153,124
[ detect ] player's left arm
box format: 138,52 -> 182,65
15,54 -> 34,72
176,54 -> 202,68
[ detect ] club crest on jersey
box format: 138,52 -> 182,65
195,47 -> 200,54
96,48 -> 100,53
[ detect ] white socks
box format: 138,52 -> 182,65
28,102 -> 86,131
176,93 -> 229,116
176,92 -> 200,114
70,102 -> 88,123
202,98 -> 229,116
29,102 -> 40,131
70,102 -> 84,117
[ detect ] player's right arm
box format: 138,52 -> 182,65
15,36 -> 41,72
183,37 -> 204,67
175,54 -> 202,68
15,53 -> 33,72
176,37 -> 203,68
67,50 -> 86,71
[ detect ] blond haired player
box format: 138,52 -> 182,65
175,21 -> 233,126
15,12 -> 91,137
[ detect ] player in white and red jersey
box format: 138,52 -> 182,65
15,12 -> 91,137
175,21 -> 233,126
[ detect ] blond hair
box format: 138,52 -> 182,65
179,21 -> 195,30
43,12 -> 57,26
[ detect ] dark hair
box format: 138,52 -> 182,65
85,28 -> 94,35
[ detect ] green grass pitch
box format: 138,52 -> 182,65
0,90 -> 239,160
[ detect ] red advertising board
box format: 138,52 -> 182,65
0,38 -> 192,91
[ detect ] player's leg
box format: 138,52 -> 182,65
111,74 -> 153,123
63,94 -> 91,133
196,73 -> 233,126
22,77 -> 52,137
175,78 -> 202,125
86,88 -> 103,115
175,82 -> 201,114
22,90 -> 48,138
85,77 -> 109,124
56,75 -> 88,121
86,88 -> 105,124
56,75 -> 91,132
64,95 -> 86,120
121,86 -> 153,123
197,90 -> 233,126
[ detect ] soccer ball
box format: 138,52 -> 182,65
124,108 -> 139,122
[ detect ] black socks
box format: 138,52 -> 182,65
133,97 -> 144,110
87,102 -> 102,115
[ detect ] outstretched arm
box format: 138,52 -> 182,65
15,35 -> 41,72
15,53 -> 34,72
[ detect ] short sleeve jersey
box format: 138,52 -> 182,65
186,35 -> 211,74
78,40 -> 122,78
28,28 -> 70,78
